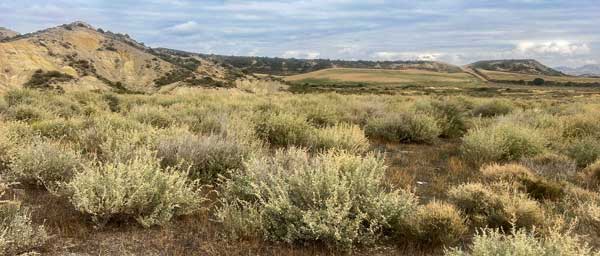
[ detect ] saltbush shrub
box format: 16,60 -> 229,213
412,201 -> 467,246
520,153 -> 577,181
8,139 -> 82,189
157,132 -> 250,181
445,226 -> 595,256
217,148 -> 418,248
4,104 -> 46,122
448,183 -> 544,229
128,105 -> 174,128
461,124 -> 545,164
416,99 -> 469,138
472,100 -> 514,117
66,149 -> 203,227
481,164 -> 563,201
562,114 -> 600,139
313,123 -> 370,153
584,160 -> 600,188
365,112 -> 441,144
566,137 -> 600,168
255,112 -> 316,148
0,201 -> 49,255
31,118 -> 82,141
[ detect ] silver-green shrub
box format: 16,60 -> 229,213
461,123 -> 546,164
313,123 -> 370,153
365,111 -> 441,144
445,225 -> 597,256
66,149 -> 204,227
217,148 -> 418,248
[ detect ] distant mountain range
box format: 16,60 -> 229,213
555,65 -> 600,77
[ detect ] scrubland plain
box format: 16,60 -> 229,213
1,80 -> 600,255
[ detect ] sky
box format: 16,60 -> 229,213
1,0 -> 599,67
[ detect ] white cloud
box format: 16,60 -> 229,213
516,40 -> 590,55
282,50 -> 320,59
169,21 -> 200,33
373,51 -> 444,61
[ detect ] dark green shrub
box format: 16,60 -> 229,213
365,112 -> 441,144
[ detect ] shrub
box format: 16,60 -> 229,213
31,118 -> 81,141
448,183 -> 543,229
217,148 -> 418,248
413,201 -> 467,246
313,123 -> 370,153
4,104 -> 45,122
128,105 -> 174,128
66,149 -> 203,227
520,153 -> 577,181
3,89 -> 37,107
562,114 -> 600,139
157,132 -> 250,181
8,139 -> 82,189
577,202 -> 600,237
24,69 -> 73,90
0,201 -> 49,255
566,137 -> 600,168
584,160 -> 600,188
472,100 -> 514,117
481,164 -> 563,201
445,225 -> 595,256
461,124 -> 545,164
532,77 -> 545,86
416,99 -> 469,138
255,112 -> 316,148
365,112 -> 441,144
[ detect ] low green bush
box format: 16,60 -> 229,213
445,226 -> 595,256
565,136 -> 600,167
157,132 -> 250,181
481,164 -> 564,201
4,104 -> 46,122
448,183 -> 544,230
217,148 -> 418,248
66,149 -> 203,227
412,201 -> 467,246
31,118 -> 82,141
255,112 -> 316,148
416,99 -> 469,138
0,201 -> 48,255
365,111 -> 441,144
313,123 -> 370,153
472,99 -> 514,117
461,124 -> 545,164
8,139 -> 82,189
128,105 -> 174,128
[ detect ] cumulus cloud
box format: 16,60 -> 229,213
516,41 -> 590,55
282,50 -> 321,59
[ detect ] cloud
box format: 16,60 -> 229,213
282,50 -> 321,59
168,21 -> 200,33
516,41 -> 590,55
373,52 -> 444,61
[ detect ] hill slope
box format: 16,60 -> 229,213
468,59 -> 565,76
0,27 -> 18,40
0,22 -> 241,92
194,53 -> 463,76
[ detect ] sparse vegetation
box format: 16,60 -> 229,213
0,86 -> 599,255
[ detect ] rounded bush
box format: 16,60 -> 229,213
8,139 -> 82,189
413,201 -> 467,246
472,100 -> 514,118
566,136 -> 600,167
584,160 -> 600,188
365,112 -> 441,144
448,183 -> 543,229
66,149 -> 203,227
255,112 -> 316,148
128,105 -> 174,128
157,132 -> 250,181
461,124 -> 545,164
313,123 -> 370,153
217,148 -> 418,248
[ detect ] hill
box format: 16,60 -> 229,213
0,27 -> 18,40
555,64 -> 600,77
0,22 -> 242,92
468,59 -> 565,76
193,53 -> 463,76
